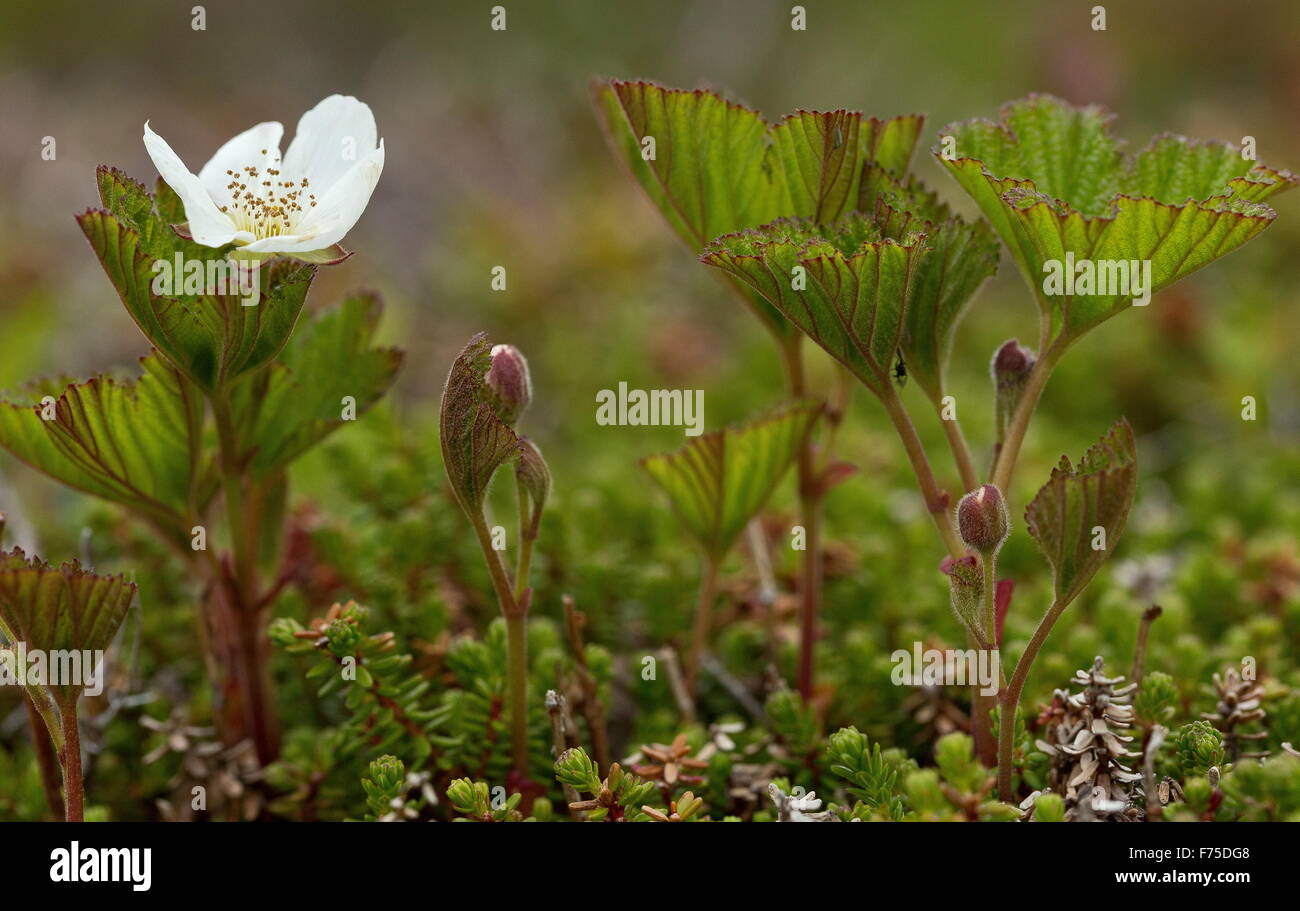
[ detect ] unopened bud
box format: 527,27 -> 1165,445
957,484 -> 1010,555
992,339 -> 1035,449
486,343 -> 531,425
940,554 -> 986,641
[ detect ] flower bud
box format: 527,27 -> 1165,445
486,344 -> 531,426
957,484 -> 1010,555
940,554 -> 986,642
992,339 -> 1035,449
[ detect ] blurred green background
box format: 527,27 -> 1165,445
0,0 -> 1297,818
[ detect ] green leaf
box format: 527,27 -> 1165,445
0,549 -> 135,705
439,333 -> 524,515
1025,418 -> 1138,607
937,95 -> 1296,347
770,109 -> 924,224
0,351 -> 205,536
235,291 -> 403,478
595,80 -> 924,340
872,192 -> 999,402
640,401 -> 821,563
700,213 -> 922,396
77,167 -> 316,390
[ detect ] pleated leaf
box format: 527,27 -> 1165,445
0,351 -> 204,536
701,213 -> 924,396
234,291 -> 403,478
596,80 -> 923,339
640,402 -> 822,563
869,179 -> 999,402
0,549 -> 135,704
1025,418 -> 1138,607
77,167 -> 315,391
937,95 -> 1296,346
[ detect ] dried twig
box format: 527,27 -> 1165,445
659,647 -> 695,724
1130,604 -> 1162,686
545,690 -> 581,818
563,595 -> 611,773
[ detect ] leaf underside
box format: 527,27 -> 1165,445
1025,417 -> 1138,606
640,401 -> 822,563
937,95 -> 1297,345
596,80 -> 924,340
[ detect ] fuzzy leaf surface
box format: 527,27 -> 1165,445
439,333 -> 524,514
1025,418 -> 1137,606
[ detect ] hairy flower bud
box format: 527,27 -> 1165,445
957,484 -> 1010,555
516,436 -> 551,541
486,343 -> 531,426
940,554 -> 986,641
992,339 -> 1036,449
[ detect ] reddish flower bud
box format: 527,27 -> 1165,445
992,339 -> 1036,449
486,343 -> 531,426
940,554 -> 985,640
957,483 -> 1010,555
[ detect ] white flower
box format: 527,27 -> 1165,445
143,95 -> 384,263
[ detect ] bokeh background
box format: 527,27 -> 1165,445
0,0 -> 1297,819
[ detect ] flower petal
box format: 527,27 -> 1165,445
143,122 -> 237,247
196,120 -> 284,208
282,95 -> 379,194
241,141 -> 384,254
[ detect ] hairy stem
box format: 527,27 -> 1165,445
938,405 -> 980,494
684,557 -> 719,699
971,555 -> 998,766
781,338 -> 825,701
514,475 -> 535,603
470,515 -> 529,775
981,553 -> 997,648
878,385 -> 962,558
209,392 -> 280,763
472,517 -> 519,614
58,699 -> 83,822
997,687 -> 1017,801
25,693 -> 64,819
505,610 -> 529,775
990,341 -> 1060,494
997,596 -> 1069,798
211,396 -> 257,604
796,489 -> 822,701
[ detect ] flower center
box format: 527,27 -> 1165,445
218,154 -> 318,240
